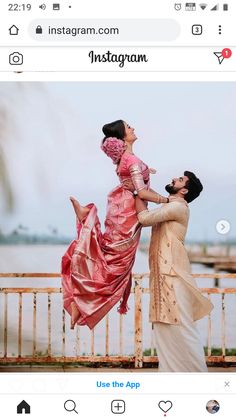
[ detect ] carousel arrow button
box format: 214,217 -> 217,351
216,219 -> 230,235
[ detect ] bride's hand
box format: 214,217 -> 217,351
149,168 -> 157,174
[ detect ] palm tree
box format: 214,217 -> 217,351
0,108 -> 14,211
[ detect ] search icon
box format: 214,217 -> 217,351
64,399 -> 78,414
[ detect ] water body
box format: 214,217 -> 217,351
0,245 -> 236,357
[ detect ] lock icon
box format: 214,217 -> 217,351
36,25 -> 43,34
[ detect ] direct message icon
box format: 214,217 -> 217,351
214,48 -> 232,64
158,400 -> 173,416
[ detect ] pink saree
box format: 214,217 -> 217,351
61,152 -> 150,329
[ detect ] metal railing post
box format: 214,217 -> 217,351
134,279 -> 143,368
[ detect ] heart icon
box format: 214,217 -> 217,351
158,400 -> 173,413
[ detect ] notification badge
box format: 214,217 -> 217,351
214,48 -> 232,64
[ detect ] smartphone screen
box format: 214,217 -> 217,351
0,1 -> 235,417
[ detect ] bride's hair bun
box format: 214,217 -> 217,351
101,137 -> 126,164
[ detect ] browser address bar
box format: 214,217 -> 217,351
28,19 -> 180,42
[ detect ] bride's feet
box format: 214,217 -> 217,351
70,197 -> 89,221
70,302 -> 80,329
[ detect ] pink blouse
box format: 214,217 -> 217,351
117,152 -> 150,192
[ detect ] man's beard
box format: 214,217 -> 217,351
165,184 -> 181,194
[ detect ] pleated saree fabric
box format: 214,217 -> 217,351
61,152 -> 150,329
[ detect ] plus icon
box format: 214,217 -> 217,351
111,400 -> 125,414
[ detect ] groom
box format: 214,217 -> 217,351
136,171 -> 213,372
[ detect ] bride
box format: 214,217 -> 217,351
62,119 -> 170,329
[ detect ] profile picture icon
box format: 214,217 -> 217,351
206,400 -> 220,414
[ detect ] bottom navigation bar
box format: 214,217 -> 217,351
0,394 -> 234,418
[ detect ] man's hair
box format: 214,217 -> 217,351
184,171 -> 203,203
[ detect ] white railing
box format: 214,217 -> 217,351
0,273 -> 236,368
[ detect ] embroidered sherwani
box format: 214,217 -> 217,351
138,201 -> 213,372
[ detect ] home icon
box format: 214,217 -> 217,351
9,25 -> 19,35
17,400 -> 31,414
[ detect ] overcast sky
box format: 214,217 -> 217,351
0,81 -> 235,241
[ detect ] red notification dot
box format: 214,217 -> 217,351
222,48 -> 232,59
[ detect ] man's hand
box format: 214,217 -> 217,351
122,179 -> 135,191
135,196 -> 148,214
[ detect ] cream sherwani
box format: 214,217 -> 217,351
138,201 -> 213,372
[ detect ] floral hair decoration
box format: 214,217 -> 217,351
101,137 -> 126,164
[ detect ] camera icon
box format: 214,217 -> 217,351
9,52 -> 23,65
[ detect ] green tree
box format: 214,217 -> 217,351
0,108 -> 14,211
